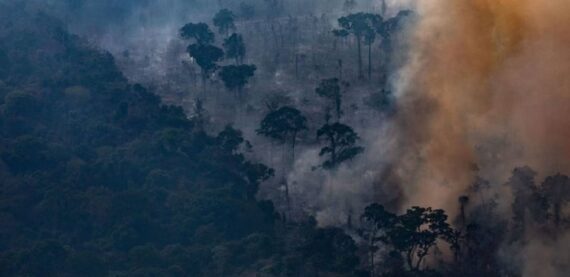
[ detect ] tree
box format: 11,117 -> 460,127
190,98 -> 208,131
257,106 -> 307,210
364,89 -> 395,115
213,9 -> 236,37
186,44 -> 224,84
316,78 -> 349,122
302,227 -> 359,275
257,106 -> 307,159
223,33 -> 246,64
388,207 -> 454,271
361,203 -> 397,276
506,167 -> 548,237
219,64 -> 256,98
364,27 -> 376,80
541,174 -> 570,228
317,122 -> 363,169
337,13 -> 382,79
180,22 -> 215,45
217,125 -> 245,154
361,204 -> 459,274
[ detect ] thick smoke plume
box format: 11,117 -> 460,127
392,0 -> 570,213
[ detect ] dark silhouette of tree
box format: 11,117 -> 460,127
337,13 -> 382,79
458,195 -> 470,227
257,106 -> 307,211
361,203 -> 397,276
541,174 -> 570,228
389,207 -> 454,271
180,22 -> 215,45
507,167 -> 548,238
316,78 -> 349,122
364,89 -> 395,115
302,227 -> 359,275
219,64 -> 256,98
213,9 -> 236,37
186,44 -> 224,84
377,10 -> 413,42
257,106 -> 307,159
332,29 -> 349,50
317,122 -> 363,169
361,204 -> 459,274
364,26 -> 376,80
190,98 -> 208,131
376,10 -> 412,76
223,33 -> 246,64
217,125 -> 245,154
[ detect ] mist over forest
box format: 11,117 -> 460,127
0,0 -> 569,276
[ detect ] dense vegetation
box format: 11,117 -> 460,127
0,1 -> 569,277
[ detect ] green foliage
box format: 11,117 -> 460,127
187,44 -> 224,80
317,122 -> 364,169
302,227 -> 360,273
0,12 -> 279,276
362,203 -> 459,274
219,64 -> 256,95
223,33 -> 246,64
316,78 -> 349,121
213,9 -> 236,36
338,13 -> 383,38
179,22 -> 215,45
257,106 -> 307,145
337,12 -> 383,79
364,89 -> 395,114
332,28 -> 350,38
541,174 -> 570,227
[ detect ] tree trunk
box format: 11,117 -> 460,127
368,42 -> 372,80
291,131 -> 297,161
335,97 -> 342,122
554,202 -> 561,228
338,59 -> 343,81
357,35 -> 363,79
331,136 -> 337,167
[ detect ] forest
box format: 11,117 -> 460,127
0,0 -> 569,276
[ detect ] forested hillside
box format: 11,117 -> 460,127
1,1 -> 570,276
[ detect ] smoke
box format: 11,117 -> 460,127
387,1 -> 570,275
391,0 -> 570,212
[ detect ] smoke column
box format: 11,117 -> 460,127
391,0 -> 570,212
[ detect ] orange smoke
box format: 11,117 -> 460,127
393,0 -> 570,212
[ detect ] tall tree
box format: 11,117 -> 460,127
317,122 -> 363,169
361,203 -> 397,276
213,9 -> 236,37
186,44 -> 224,84
541,174 -> 570,228
219,64 -> 256,98
364,27 -> 376,80
337,13 -> 382,79
223,33 -> 246,64
180,22 -> 215,45
316,78 -> 349,122
257,106 -> 307,209
257,106 -> 307,160
506,167 -> 548,237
